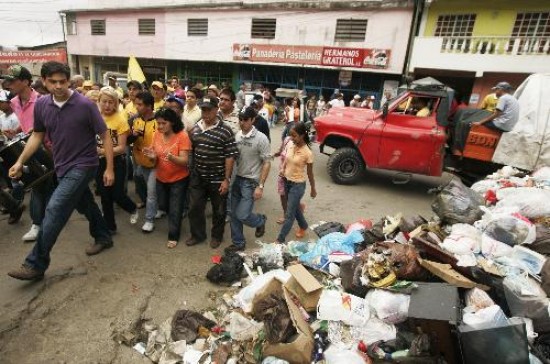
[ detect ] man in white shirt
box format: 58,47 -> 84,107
0,90 -> 20,140
329,93 -> 345,108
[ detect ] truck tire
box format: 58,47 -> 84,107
327,147 -> 365,185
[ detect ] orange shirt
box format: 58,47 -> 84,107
152,131 -> 192,183
284,143 -> 314,183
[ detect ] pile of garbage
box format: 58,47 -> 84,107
118,166 -> 550,363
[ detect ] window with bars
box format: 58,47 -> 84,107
251,18 -> 276,39
138,19 -> 155,35
188,18 -> 208,36
434,14 -> 476,37
334,19 -> 368,42
434,14 -> 476,51
90,19 -> 105,35
510,12 -> 550,53
66,13 -> 77,35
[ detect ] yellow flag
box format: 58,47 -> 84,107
128,55 -> 146,83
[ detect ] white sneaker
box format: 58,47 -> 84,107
142,221 -> 154,233
155,210 -> 166,219
130,211 -> 139,225
23,224 -> 40,242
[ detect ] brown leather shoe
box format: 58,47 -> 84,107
255,215 -> 267,238
185,237 -> 204,246
8,204 -> 25,224
210,240 -> 223,249
85,242 -> 113,256
8,264 -> 44,281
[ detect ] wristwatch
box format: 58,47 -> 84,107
258,183 -> 264,189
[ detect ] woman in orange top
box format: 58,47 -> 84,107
143,108 -> 191,248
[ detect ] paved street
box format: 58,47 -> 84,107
0,126 -> 450,363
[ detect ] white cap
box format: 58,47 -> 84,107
354,94 -> 361,99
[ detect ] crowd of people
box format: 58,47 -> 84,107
0,62 -> 317,281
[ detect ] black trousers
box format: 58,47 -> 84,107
188,173 -> 227,242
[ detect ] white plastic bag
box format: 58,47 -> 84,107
476,211 -> 536,246
496,188 -> 550,218
481,233 -> 513,259
365,289 -> 410,324
229,312 -> 263,341
470,179 -> 499,195
234,270 -> 291,313
440,223 -> 482,254
354,317 -> 397,345
317,289 -> 370,326
324,346 -> 368,364
462,305 -> 508,329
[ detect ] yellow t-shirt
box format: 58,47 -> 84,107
154,99 -> 164,112
416,107 -> 430,117
480,93 -> 498,112
284,144 -> 314,183
132,116 -> 157,168
125,101 -> 138,119
100,112 -> 130,150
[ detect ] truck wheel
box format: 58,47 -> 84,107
327,147 -> 365,185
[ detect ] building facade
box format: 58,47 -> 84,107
62,0 -> 414,101
409,0 -> 550,105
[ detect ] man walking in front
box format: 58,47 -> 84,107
187,96 -> 238,249
226,107 -> 270,253
7,61 -> 114,281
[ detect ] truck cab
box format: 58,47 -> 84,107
316,89 -> 448,184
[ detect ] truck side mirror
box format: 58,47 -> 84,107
382,102 -> 389,119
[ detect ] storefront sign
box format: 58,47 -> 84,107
233,44 -> 390,69
0,49 -> 67,64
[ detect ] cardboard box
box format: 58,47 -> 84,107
418,258 -> 489,290
251,278 -> 314,364
284,264 -> 323,312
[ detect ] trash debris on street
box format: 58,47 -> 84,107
114,165 -> 550,363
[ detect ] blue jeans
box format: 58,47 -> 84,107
230,176 -> 266,246
136,165 -> 157,222
25,167 -> 112,272
157,177 -> 189,242
277,179 -> 308,242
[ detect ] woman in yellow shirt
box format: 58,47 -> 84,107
275,123 -> 317,243
97,87 -> 139,233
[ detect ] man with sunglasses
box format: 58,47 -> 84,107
225,107 -> 271,253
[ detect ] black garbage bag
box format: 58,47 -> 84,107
530,224 -> 550,255
431,178 -> 484,225
171,309 -> 216,342
313,221 -> 345,238
206,251 -> 244,285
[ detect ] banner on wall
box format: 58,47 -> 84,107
0,49 -> 67,64
232,43 -> 390,69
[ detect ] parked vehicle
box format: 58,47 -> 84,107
314,76 -> 549,185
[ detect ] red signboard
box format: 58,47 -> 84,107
0,49 -> 67,64
233,44 -> 390,69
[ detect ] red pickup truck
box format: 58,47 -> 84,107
314,87 -> 503,184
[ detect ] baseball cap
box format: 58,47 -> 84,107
492,82 -> 513,91
239,106 -> 257,120
207,84 -> 219,95
353,94 -> 361,99
166,96 -> 184,108
3,64 -> 32,82
198,96 -> 219,109
151,81 -> 164,89
0,89 -> 11,102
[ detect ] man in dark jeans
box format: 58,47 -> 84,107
7,61 -> 114,281
186,96 -> 239,249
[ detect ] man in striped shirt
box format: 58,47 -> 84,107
187,96 -> 239,248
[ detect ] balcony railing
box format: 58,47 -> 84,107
440,36 -> 550,55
